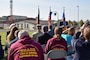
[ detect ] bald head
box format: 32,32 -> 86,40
84,26 -> 90,40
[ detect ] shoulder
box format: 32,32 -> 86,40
47,33 -> 53,37
47,38 -> 55,42
61,37 -> 66,41
38,34 -> 44,38
31,41 -> 43,49
66,21 -> 68,23
76,39 -> 84,46
64,34 -> 72,39
9,41 -> 19,53
32,32 -> 37,35
60,22 -> 63,23
61,34 -> 67,37
38,32 -> 43,35
71,38 -> 84,48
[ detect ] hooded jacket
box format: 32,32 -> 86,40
8,35 -> 44,60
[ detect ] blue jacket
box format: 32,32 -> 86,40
48,29 -> 54,37
61,34 -> 73,55
71,31 -> 90,60
61,34 -> 72,46
10,37 -> 18,47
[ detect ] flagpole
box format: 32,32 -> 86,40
63,7 -> 65,13
36,6 -> 40,24
48,6 -> 52,26
38,6 -> 40,24
63,6 -> 65,21
77,6 -> 79,27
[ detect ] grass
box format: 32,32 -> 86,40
0,31 -> 34,60
0,31 -> 33,45
0,32 -> 7,60
0,32 -> 6,45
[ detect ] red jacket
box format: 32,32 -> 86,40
8,35 -> 44,60
45,37 -> 67,60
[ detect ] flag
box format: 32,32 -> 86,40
62,11 -> 65,21
62,8 -> 68,30
36,7 -> 40,24
48,8 -> 52,26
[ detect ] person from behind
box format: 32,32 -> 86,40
71,23 -> 90,60
5,24 -> 16,50
61,26 -> 75,60
9,30 -> 19,47
7,24 -> 16,37
0,36 -> 4,59
38,25 -> 52,45
8,30 -> 44,60
7,26 -> 18,47
62,26 -> 75,46
32,24 -> 43,42
79,21 -> 90,41
48,25 -> 54,37
45,27 -> 67,60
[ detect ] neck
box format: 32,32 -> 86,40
54,34 -> 61,39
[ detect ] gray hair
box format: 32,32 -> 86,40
18,30 -> 29,39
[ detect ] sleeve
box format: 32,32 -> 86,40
66,36 -> 72,46
66,21 -> 68,25
64,40 -> 68,52
32,33 -> 36,41
73,31 -> 81,39
72,31 -> 81,46
71,31 -> 81,51
38,37 -> 42,45
39,45 -> 44,60
44,40 -> 51,54
8,46 -> 14,60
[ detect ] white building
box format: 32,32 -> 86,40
14,20 -> 35,30
0,15 -> 56,30
14,19 -> 50,30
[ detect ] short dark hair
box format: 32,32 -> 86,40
49,25 -> 52,30
43,26 -> 48,32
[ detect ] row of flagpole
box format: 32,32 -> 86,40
36,6 -> 66,27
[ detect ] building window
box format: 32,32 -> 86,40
27,24 -> 29,28
21,24 -> 23,29
17,24 -> 19,28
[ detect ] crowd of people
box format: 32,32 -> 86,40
0,21 -> 90,60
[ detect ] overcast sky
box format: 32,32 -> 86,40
0,0 -> 90,21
